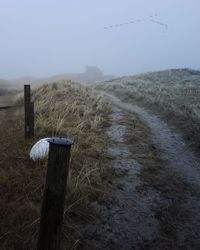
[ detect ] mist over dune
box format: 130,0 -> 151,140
3,66 -> 115,88
0,1 -> 199,79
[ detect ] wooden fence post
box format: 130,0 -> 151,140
30,101 -> 34,137
24,84 -> 34,138
37,137 -> 73,250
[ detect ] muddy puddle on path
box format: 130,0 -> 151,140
74,106 -> 159,250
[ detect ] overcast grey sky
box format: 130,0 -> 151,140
0,0 -> 199,79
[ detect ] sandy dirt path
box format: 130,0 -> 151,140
73,105 -> 160,249
105,93 -> 200,187
103,93 -> 200,249
71,91 -> 200,249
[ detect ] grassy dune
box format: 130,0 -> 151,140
0,80 -> 110,249
97,69 -> 200,150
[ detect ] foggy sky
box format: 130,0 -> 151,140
0,0 -> 200,79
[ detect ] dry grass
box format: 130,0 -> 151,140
96,69 -> 200,151
0,79 -> 111,250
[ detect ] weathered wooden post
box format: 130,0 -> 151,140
24,84 -> 34,138
37,137 -> 73,250
30,101 -> 34,137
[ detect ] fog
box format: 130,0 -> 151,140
0,0 -> 199,79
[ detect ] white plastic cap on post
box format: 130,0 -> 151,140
30,138 -> 50,161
